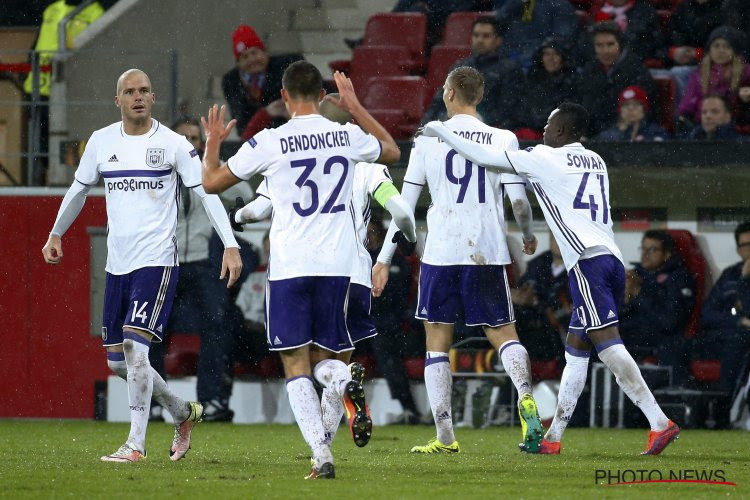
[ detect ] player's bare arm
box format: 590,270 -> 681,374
201,104 -> 239,194
331,71 -> 400,165
42,234 -> 63,265
422,121 -> 515,173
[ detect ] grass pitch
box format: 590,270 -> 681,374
1,420 -> 749,499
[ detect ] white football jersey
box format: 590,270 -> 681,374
504,142 -> 623,270
406,114 -> 524,266
350,163 -> 392,287
74,120 -> 201,275
227,114 -> 381,280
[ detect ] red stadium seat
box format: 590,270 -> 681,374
362,13 -> 427,71
653,75 -> 676,133
531,360 -> 560,381
364,76 -> 429,138
440,11 -> 493,47
348,46 -> 412,98
425,45 -> 472,97
575,9 -> 590,30
164,333 -> 200,377
665,229 -> 707,338
656,9 -> 671,34
689,359 -> 721,383
404,356 -> 425,380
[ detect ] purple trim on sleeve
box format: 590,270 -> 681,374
286,375 -> 314,385
123,330 -> 152,346
107,351 -> 125,361
425,356 -> 449,367
565,345 -> 591,358
594,337 -> 624,354
499,340 -> 521,356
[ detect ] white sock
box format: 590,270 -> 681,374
320,387 -> 345,445
545,352 -> 589,443
287,376 -> 332,467
424,351 -> 454,445
123,338 -> 153,454
499,340 -> 533,396
313,359 -> 351,398
107,352 -> 189,423
598,344 -> 670,431
313,360 -> 351,444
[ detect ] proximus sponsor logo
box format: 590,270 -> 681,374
107,179 -> 164,193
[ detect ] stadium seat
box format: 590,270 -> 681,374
364,76 -> 429,138
665,229 -> 707,338
531,360 -> 560,381
404,356 -> 425,380
575,9 -> 590,30
350,353 -> 381,378
568,0 -> 594,9
233,356 -> 283,378
164,334 -> 200,377
653,75 -> 676,133
689,359 -> 721,383
425,45 -> 472,97
347,46 -> 412,98
440,11 -> 493,47
361,13 -> 427,71
656,9 -> 671,34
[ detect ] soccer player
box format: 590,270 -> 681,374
374,66 -> 544,454
201,62 -> 400,479
422,102 -> 681,455
228,93 -> 417,450
41,69 -> 243,462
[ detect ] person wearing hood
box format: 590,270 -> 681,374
677,25 -> 750,127
619,230 -> 695,387
577,21 -> 656,136
596,85 -> 670,141
520,37 -> 578,135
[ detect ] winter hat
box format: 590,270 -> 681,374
618,85 -> 648,113
232,25 -> 265,60
706,25 -> 746,54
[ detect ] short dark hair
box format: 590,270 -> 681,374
555,102 -> 590,138
171,116 -> 201,131
734,221 -> 750,245
590,21 -> 622,46
643,229 -> 675,254
472,16 -> 501,37
703,94 -> 731,114
282,60 -> 323,100
447,66 -> 484,106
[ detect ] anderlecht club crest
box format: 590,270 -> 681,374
146,148 -> 165,168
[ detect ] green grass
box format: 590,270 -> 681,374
1,420 -> 749,499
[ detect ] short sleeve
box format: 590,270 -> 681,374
498,132 -> 524,184
343,123 -> 381,163
174,136 -> 202,187
403,137 -> 428,186
256,178 -> 269,198
227,131 -> 273,181
362,163 -> 392,196
504,146 -> 548,177
74,133 -> 100,185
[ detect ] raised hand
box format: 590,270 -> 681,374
201,104 -> 236,145
332,71 -> 361,113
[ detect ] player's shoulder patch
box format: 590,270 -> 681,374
189,149 -> 199,158
524,146 -> 534,152
248,137 -> 258,148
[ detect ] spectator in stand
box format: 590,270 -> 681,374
365,217 -> 423,424
421,16 -> 523,129
619,230 -> 695,387
495,0 -> 578,73
677,26 -> 750,130
221,25 -> 303,142
590,0 -> 665,62
701,222 -> 750,395
657,0 -> 725,106
596,85 -> 670,141
722,0 -> 750,59
686,94 -> 745,140
577,21 -> 656,136
519,37 -> 578,136
511,232 -> 568,362
149,117 -> 254,423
